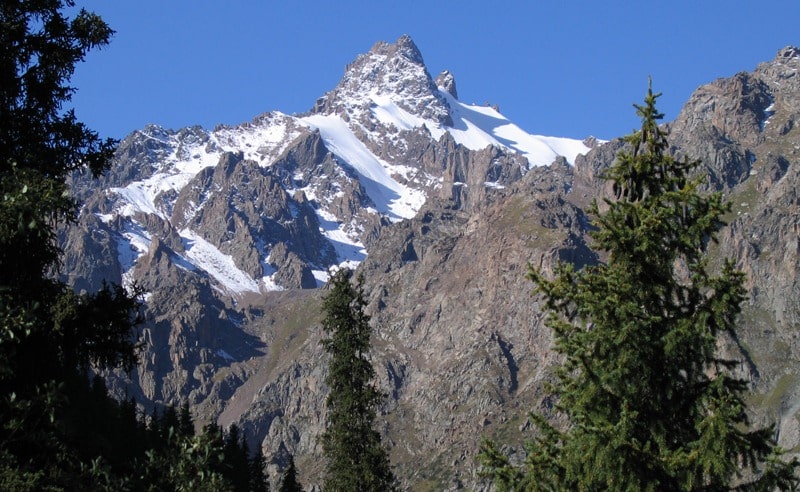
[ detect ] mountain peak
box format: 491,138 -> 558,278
368,34 -> 424,65
310,35 -> 451,125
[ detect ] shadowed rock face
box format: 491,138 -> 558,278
60,44 -> 800,489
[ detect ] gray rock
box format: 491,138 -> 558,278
435,70 -> 458,99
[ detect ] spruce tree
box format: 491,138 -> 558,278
249,445 -> 270,492
320,269 -> 396,491
178,401 -> 195,437
223,424 -> 253,492
481,85 -> 798,490
278,454 -> 303,492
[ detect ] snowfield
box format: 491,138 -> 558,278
437,90 -> 590,167
104,63 -> 594,295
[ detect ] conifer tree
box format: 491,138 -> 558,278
178,401 -> 195,437
223,424 -> 253,492
0,2 -> 143,487
249,446 -> 270,492
0,7 -> 274,489
481,84 -> 798,490
320,269 -> 396,491
278,454 -> 303,492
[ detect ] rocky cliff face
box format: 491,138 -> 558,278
672,47 -> 800,447
61,40 -> 800,489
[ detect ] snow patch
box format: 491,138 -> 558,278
117,221 -> 151,270
370,93 -> 446,139
116,219 -> 152,286
112,149 -> 222,219
216,349 -> 235,361
762,99 -> 776,131
214,112 -> 302,164
299,114 -> 425,220
180,229 -> 260,295
312,269 -> 330,287
438,90 -> 591,167
314,209 -> 368,265
351,87 -> 592,168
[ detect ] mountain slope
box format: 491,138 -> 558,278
62,39 -> 800,489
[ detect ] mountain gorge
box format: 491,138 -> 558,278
62,37 -> 800,489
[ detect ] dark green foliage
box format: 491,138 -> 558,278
223,424 -> 254,492
320,269 -> 396,491
0,3 -> 274,490
139,418 -> 231,492
178,401 -> 194,437
95,400 -> 271,491
250,445 -> 270,492
0,376 -> 263,490
481,85 -> 799,490
0,0 -> 115,304
278,454 -> 303,492
0,2 -> 146,487
160,405 -> 180,439
0,1 -> 117,181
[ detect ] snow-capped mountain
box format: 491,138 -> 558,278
62,41 -> 800,489
68,35 -> 592,298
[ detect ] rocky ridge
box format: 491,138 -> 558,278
61,40 -> 800,489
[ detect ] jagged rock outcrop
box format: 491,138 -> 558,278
435,70 -> 458,99
59,213 -> 123,292
269,242 -> 317,289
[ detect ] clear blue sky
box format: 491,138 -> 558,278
70,1 -> 800,141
